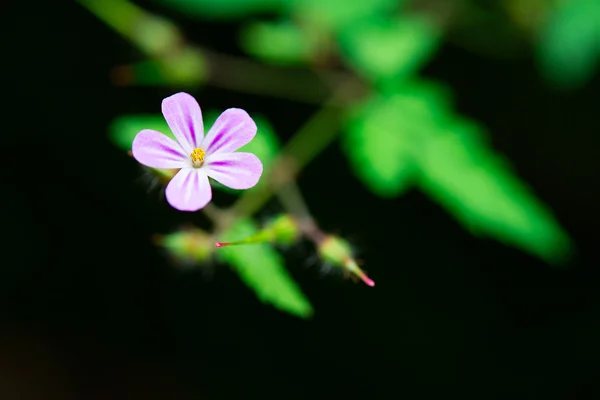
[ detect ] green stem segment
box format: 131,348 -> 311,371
228,81 -> 365,226
215,230 -> 273,248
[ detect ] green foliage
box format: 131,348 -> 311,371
238,0 -> 405,67
240,21 -> 318,65
95,0 -> 576,287
416,117 -> 572,264
158,48 -> 207,86
216,219 -> 313,318
152,0 -> 284,19
339,16 -> 440,84
344,81 -> 572,264
289,0 -> 400,31
343,80 -> 451,197
538,0 -> 600,88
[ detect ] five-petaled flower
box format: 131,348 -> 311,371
132,92 -> 263,211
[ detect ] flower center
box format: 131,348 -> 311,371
190,148 -> 205,168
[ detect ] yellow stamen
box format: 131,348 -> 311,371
190,148 -> 205,167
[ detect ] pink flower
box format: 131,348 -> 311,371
132,92 -> 263,211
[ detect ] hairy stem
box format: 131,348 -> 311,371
276,181 -> 327,244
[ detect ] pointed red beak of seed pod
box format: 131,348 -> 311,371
349,260 -> 375,287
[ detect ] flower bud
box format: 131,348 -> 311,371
317,235 -> 374,287
153,227 -> 213,263
267,214 -> 300,244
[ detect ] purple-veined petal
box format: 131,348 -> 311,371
165,168 -> 212,212
132,129 -> 186,169
161,92 -> 204,153
205,152 -> 263,190
202,108 -> 257,155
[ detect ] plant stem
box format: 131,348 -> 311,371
80,0 -> 368,235
276,181 -> 326,244
201,203 -> 221,224
224,81 -> 365,228
203,49 -> 360,105
79,0 -> 365,105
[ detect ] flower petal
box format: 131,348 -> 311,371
165,168 -> 212,212
132,129 -> 186,169
205,152 -> 263,190
161,92 -> 204,153
202,108 -> 257,155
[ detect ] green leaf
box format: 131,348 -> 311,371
290,0 -> 400,32
240,21 -> 317,65
416,117 -> 572,264
537,0 -> 600,89
343,80 -> 451,197
339,15 -> 440,84
345,80 -> 572,264
216,219 -> 313,318
152,0 -> 284,19
109,115 -> 175,151
157,47 -> 207,86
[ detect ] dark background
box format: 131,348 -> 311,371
3,1 -> 600,398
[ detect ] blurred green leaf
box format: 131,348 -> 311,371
109,115 -> 175,151
538,0 -> 600,88
152,0 -> 284,19
158,47 -> 207,86
240,21 -> 317,65
345,79 -> 572,264
416,117 -> 572,264
339,16 -> 440,84
343,80 -> 451,197
216,219 -> 313,318
290,0 -> 400,31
